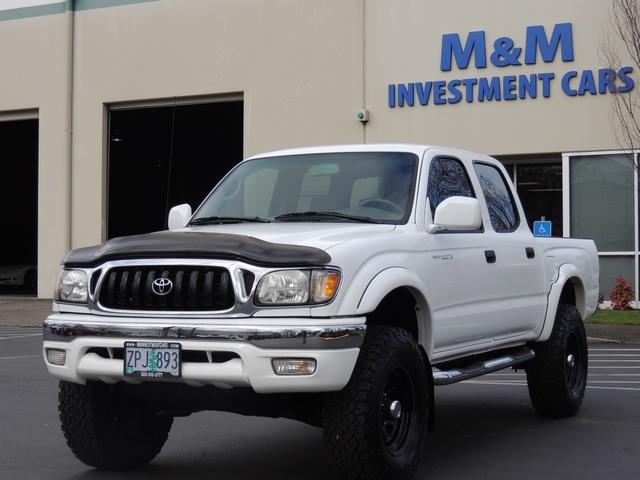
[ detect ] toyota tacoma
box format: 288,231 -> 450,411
43,144 -> 599,480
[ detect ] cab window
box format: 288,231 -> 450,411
427,157 -> 476,214
473,162 -> 519,232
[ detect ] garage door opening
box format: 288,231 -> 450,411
0,119 -> 38,295
107,100 -> 243,239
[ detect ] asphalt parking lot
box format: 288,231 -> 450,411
1,327 -> 639,480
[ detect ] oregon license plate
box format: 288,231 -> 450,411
124,341 -> 181,379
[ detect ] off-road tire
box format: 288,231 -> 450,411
322,326 -> 429,480
59,381 -> 173,469
526,304 -> 588,417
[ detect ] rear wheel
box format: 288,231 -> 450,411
59,381 -> 173,469
526,304 -> 588,417
322,326 -> 429,480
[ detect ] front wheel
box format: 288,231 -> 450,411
59,381 -> 173,469
322,326 -> 429,480
526,304 -> 588,417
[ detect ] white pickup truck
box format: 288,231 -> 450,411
43,144 -> 598,480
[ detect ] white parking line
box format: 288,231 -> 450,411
464,381 -> 640,392
590,366 -> 640,369
585,381 -> 640,384
0,334 -> 41,340
586,386 -> 640,392
591,360 -> 640,362
486,373 -> 640,377
590,354 -> 640,357
0,354 -> 41,361
589,349 -> 640,351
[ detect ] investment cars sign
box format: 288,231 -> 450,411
388,23 -> 635,107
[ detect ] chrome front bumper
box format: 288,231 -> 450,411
43,315 -> 365,350
43,313 -> 366,393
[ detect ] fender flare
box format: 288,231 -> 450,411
537,263 -> 585,342
356,267 -> 433,355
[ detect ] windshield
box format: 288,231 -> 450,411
191,152 -> 419,224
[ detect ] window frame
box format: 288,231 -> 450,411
472,160 -> 521,233
427,155 -> 484,234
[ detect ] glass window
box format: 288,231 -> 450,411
570,154 -> 634,251
427,157 -> 475,214
600,256 -> 635,300
474,163 -> 519,232
350,177 -> 381,208
243,168 -> 279,218
516,163 -> 563,237
192,152 -> 419,224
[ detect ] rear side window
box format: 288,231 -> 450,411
473,163 -> 519,232
427,157 -> 475,214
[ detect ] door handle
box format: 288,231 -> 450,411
525,247 -> 535,259
484,250 -> 496,264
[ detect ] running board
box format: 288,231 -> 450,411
433,348 -> 535,386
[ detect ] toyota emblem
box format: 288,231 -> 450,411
152,277 -> 173,296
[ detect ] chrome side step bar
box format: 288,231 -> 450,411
433,348 -> 535,386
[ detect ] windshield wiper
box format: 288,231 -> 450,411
274,211 -> 383,224
189,216 -> 271,225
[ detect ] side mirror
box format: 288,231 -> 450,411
168,204 -> 192,231
427,196 -> 482,233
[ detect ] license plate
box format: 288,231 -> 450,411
124,341 -> 181,379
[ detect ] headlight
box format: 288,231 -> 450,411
54,270 -> 88,303
256,269 -> 341,305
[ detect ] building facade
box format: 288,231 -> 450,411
0,0 -> 637,302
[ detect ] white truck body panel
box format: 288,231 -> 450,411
43,144 -> 599,390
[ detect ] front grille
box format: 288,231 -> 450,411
98,266 -> 235,311
86,347 -> 239,363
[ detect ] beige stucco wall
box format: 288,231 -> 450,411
0,0 -> 634,297
70,0 -> 365,251
0,11 -> 71,298
365,0 -> 626,156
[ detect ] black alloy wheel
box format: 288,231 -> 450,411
380,366 -> 416,456
322,326 -> 429,480
526,304 -> 588,417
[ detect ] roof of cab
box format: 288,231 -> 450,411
244,143 -> 493,162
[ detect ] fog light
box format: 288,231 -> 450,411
46,349 -> 66,366
272,358 -> 316,376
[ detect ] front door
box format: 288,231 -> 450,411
425,155 -> 499,352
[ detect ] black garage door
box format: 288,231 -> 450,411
107,101 -> 243,239
0,119 -> 38,295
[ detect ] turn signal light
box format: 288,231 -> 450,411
272,358 -> 317,376
46,348 -> 66,366
311,270 -> 341,303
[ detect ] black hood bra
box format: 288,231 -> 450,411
62,231 -> 331,268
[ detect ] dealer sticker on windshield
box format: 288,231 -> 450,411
124,341 -> 181,379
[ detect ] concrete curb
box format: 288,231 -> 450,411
585,324 -> 640,344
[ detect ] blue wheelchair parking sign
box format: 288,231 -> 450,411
533,220 -> 552,237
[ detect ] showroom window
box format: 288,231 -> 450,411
499,157 -> 563,236
564,152 -> 638,303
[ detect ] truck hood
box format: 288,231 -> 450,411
181,223 -> 396,251
62,223 -> 395,268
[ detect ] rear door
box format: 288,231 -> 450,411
471,161 -> 547,340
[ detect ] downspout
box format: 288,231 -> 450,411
361,0 -> 367,144
65,0 -> 75,252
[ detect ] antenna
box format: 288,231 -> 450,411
164,99 -> 177,229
